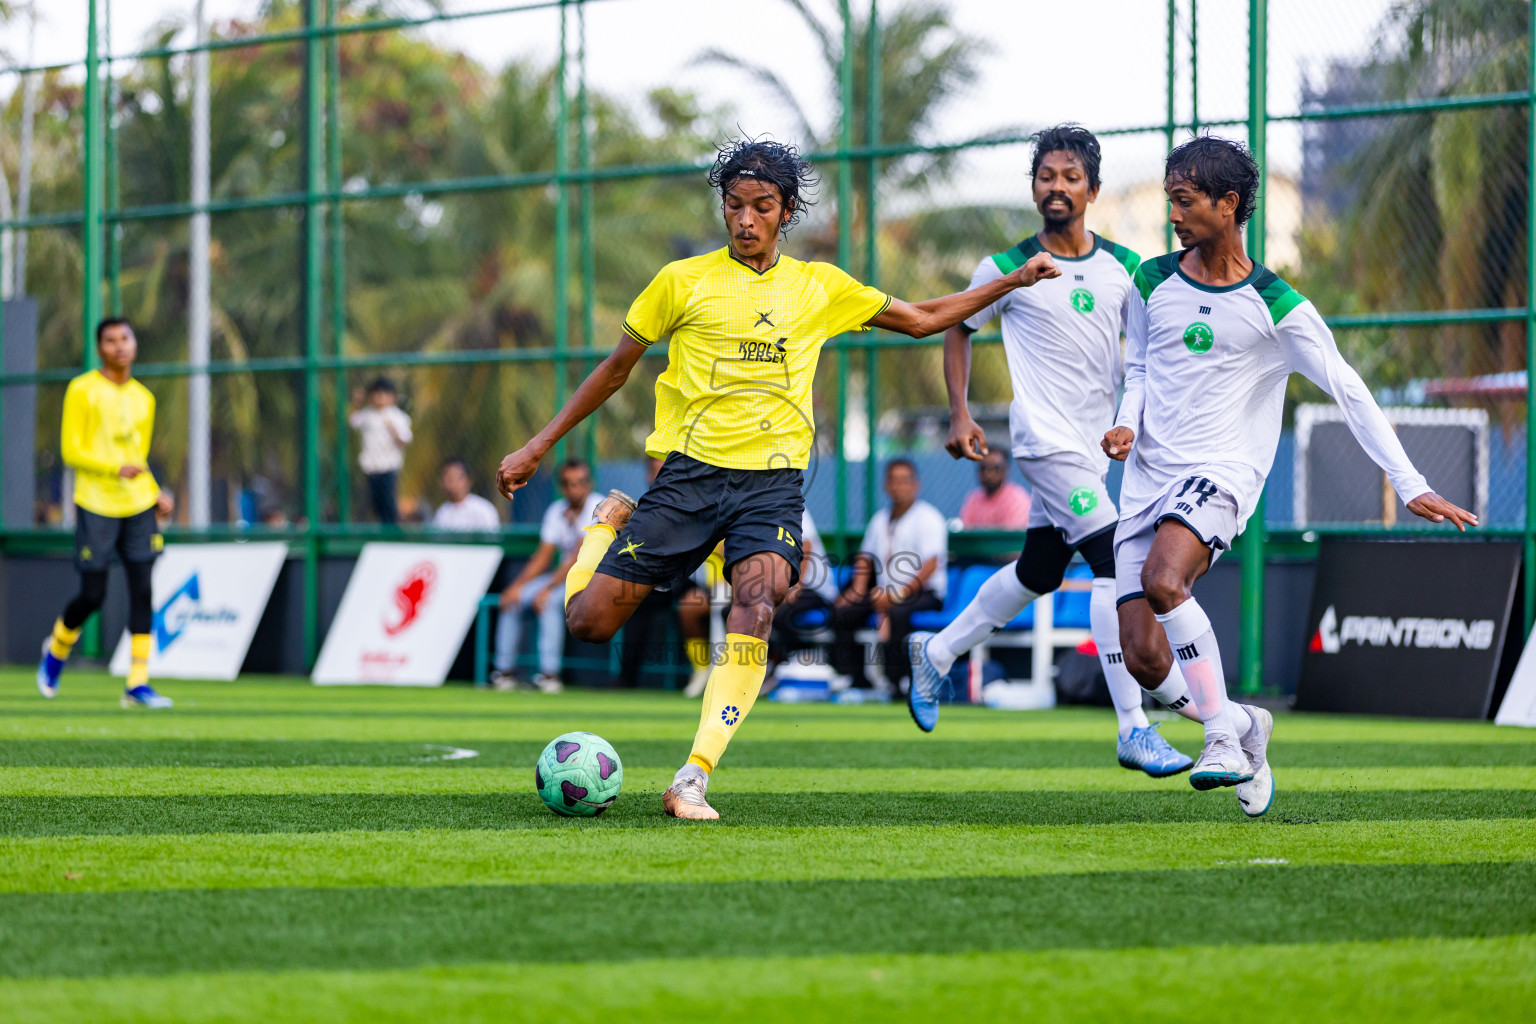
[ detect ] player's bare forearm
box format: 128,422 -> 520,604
498,337 -> 645,496
870,252 -> 1059,338
943,326 -> 988,460
1406,492 -> 1479,532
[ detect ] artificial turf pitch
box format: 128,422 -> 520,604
0,669 -> 1532,1022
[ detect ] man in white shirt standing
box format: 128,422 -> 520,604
1103,135 -> 1476,816
492,459 -> 601,692
767,507 -> 840,672
906,124 -> 1193,780
432,458 -> 501,531
831,459 -> 948,693
348,377 -> 412,525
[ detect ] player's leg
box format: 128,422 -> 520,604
119,510 -> 171,709
1140,522 -> 1253,790
1078,525 -> 1193,776
665,550 -> 793,820
907,526 -> 1072,732
562,488 -> 639,615
38,510 -> 117,697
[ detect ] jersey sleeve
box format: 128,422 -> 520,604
59,379 -> 120,478
1113,270 -> 1152,433
1278,300 -> 1431,505
961,257 -> 1006,333
813,262 -> 892,337
137,386 -> 159,489
622,263 -> 687,348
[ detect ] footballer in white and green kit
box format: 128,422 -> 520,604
907,125 -> 1200,780
1104,135 -> 1477,818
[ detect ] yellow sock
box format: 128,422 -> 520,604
685,637 -> 710,672
564,524 -> 616,610
686,633 -> 767,773
49,619 -> 82,661
127,633 -> 151,689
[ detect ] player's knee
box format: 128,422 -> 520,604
1140,565 -> 1190,615
729,595 -> 777,637
565,596 -> 617,644
1123,639 -> 1171,685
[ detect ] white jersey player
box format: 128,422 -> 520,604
1104,135 -> 1476,817
907,124 -> 1200,780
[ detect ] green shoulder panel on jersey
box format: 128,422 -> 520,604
1250,265 -> 1308,324
990,236 -> 1044,275
1132,252 -> 1181,302
1095,236 -> 1142,279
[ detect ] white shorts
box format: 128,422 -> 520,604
1015,451 -> 1120,547
1114,472 -> 1242,605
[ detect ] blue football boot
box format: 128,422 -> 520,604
121,684 -> 174,709
37,638 -> 65,699
1116,723 -> 1194,778
906,631 -> 943,733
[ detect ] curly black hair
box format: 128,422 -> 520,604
1030,123 -> 1101,192
707,135 -> 818,232
1165,134 -> 1260,227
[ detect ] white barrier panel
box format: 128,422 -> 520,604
313,543 -> 502,686
109,542 -> 288,681
1496,639 -> 1536,727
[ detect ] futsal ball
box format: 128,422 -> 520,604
535,731 -> 623,817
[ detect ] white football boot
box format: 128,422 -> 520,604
1188,734 -> 1253,791
1234,704 -> 1275,817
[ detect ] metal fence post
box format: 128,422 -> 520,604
1239,0 -> 1267,695
329,0 -> 351,525
863,0 -> 880,526
302,0 -> 326,667
1525,3 -> 1536,635
106,0 -> 121,316
835,0 -> 853,542
80,0 -> 105,660
578,0 -> 598,471
552,0 -> 570,468
1164,0 -> 1176,254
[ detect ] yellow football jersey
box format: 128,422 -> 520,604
622,247 -> 891,470
61,369 -> 161,518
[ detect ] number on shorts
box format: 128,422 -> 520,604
1175,476 -> 1219,508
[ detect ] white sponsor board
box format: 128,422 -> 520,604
313,543 -> 502,686
1496,639 -> 1536,727
109,542 -> 288,681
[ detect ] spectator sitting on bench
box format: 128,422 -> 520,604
830,458 -> 948,693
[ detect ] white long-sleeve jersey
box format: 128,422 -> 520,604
1114,252 -> 1430,531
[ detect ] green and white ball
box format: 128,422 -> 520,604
535,731 -> 623,817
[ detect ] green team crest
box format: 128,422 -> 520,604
1183,321 -> 1215,353
1068,486 -> 1099,516
1069,288 -> 1095,314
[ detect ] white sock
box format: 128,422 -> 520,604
1146,663 -> 1202,723
927,562 -> 1036,676
673,762 -> 707,789
1154,598 -> 1245,743
1090,578 -> 1149,739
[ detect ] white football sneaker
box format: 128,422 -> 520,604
662,770 -> 719,820
1188,735 -> 1253,791
1234,704 -> 1275,817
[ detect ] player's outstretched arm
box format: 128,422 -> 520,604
497,336 -> 647,498
943,325 -> 988,460
870,252 -> 1060,339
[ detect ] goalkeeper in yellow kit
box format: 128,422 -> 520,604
497,137 -> 1058,819
37,318 -> 176,708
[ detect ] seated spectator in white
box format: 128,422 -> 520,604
432,458 -> 501,531
958,448 -> 1031,529
831,458 -> 948,691
769,507 -> 839,671
492,459 -> 600,693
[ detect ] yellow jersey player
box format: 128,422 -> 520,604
497,136 -> 1058,820
37,318 -> 176,708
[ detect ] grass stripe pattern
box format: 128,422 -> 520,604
1,671 -> 1532,1022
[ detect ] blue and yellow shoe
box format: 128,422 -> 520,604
906,631 -> 942,733
121,685 -> 173,709
36,639 -> 64,699
1116,723 -> 1194,778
